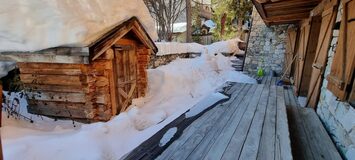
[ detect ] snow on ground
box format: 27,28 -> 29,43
155,38 -> 243,56
0,0 -> 157,52
1,43 -> 255,160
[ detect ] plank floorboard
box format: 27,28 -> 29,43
221,85 -> 265,160
239,85 -> 270,160
257,85 -> 277,160
186,84 -> 252,160
203,85 -> 259,160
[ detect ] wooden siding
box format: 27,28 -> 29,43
307,0 -> 339,108
18,62 -> 113,121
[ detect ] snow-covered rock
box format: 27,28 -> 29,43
0,0 -> 157,52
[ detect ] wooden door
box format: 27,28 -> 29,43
114,44 -> 138,112
284,28 -> 298,78
307,2 -> 338,108
294,17 -> 322,96
294,20 -> 310,95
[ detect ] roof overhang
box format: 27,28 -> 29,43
89,17 -> 158,61
251,0 -> 322,25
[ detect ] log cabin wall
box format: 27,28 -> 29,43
18,61 -> 114,122
18,44 -> 151,122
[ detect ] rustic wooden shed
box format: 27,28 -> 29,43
0,17 -> 158,121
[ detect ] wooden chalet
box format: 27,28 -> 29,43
0,17 -> 158,122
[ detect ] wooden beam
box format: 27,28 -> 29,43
252,0 -> 268,19
0,54 -> 89,64
266,6 -> 315,17
255,0 -> 270,3
264,0 -> 320,10
265,12 -> 310,23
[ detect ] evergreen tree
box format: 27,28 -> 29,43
212,0 -> 252,40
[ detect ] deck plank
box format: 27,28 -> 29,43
221,84 -> 265,160
156,83 -> 247,160
257,85 -> 277,160
275,86 -> 292,160
203,85 -> 259,160
156,83 -> 293,160
299,108 -> 342,160
261,76 -> 267,84
186,84 -> 253,159
238,85 -> 270,160
284,85 -> 316,159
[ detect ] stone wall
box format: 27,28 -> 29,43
244,7 -> 290,75
149,53 -> 200,68
317,3 -> 355,159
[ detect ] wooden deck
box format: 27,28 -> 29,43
283,86 -> 342,160
124,76 -> 341,160
156,83 -> 292,160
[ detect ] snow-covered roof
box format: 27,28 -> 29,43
0,0 -> 158,52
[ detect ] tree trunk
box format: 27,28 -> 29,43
186,0 -> 192,42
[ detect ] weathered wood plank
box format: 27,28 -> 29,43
239,84 -> 270,160
275,86 -> 292,160
26,91 -> 86,103
168,85 -> 250,160
17,63 -> 83,69
220,85 -> 265,160
20,68 -> 82,76
156,83 -> 247,160
257,85 -> 277,160
26,84 -> 84,93
0,54 -> 89,64
286,104 -> 314,159
20,74 -> 82,86
203,85 -> 259,160
261,76 -> 267,84
186,84 -> 253,159
300,108 -> 342,160
28,102 -> 94,119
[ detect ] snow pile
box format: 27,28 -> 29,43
1,42 -> 255,160
0,0 -> 157,52
156,38 -> 243,56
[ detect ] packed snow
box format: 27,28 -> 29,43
1,41 -> 256,160
185,92 -> 228,118
155,38 -> 243,56
159,127 -> 177,147
0,0 -> 157,52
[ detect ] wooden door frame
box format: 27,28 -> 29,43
113,39 -> 139,113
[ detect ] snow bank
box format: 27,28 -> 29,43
2,42 -> 255,160
155,38 -> 243,56
0,0 -> 157,52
